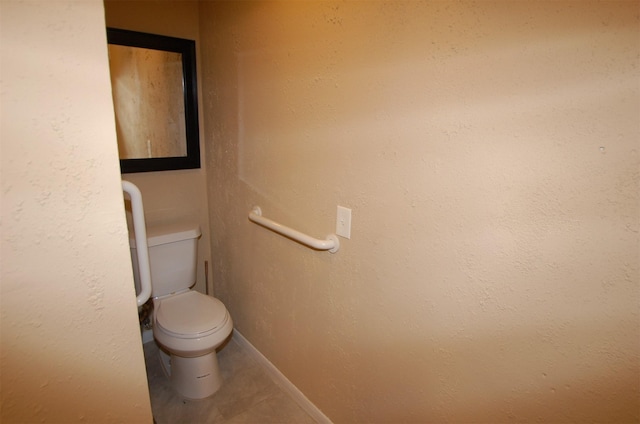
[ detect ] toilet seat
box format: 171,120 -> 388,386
155,291 -> 229,339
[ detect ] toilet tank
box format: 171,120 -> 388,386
130,223 -> 201,298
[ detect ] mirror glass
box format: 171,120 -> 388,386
107,28 -> 200,173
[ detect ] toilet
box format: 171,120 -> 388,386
130,223 -> 233,399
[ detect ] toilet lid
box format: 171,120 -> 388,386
156,291 -> 228,337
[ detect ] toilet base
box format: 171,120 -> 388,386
158,349 -> 223,399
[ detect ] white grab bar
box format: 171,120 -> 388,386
249,206 -> 340,253
122,181 -> 152,306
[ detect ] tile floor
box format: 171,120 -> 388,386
143,333 -> 318,424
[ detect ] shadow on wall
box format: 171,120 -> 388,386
322,317 -> 638,423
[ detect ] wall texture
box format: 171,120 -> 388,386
104,0 -> 213,295
0,0 -> 152,422
200,1 -> 639,422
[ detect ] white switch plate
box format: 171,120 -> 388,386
336,206 -> 351,239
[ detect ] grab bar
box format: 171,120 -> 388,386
249,206 -> 340,253
122,180 -> 152,306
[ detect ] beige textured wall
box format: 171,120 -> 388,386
0,1 -> 152,422
104,0 -> 213,295
200,1 -> 639,422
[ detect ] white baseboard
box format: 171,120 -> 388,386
232,329 -> 332,424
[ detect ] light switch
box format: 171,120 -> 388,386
336,206 -> 351,239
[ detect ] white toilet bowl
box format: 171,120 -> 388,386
153,290 -> 233,399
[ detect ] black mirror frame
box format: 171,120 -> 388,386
107,28 -> 201,173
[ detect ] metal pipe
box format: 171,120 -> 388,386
205,260 -> 209,296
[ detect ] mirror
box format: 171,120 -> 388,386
107,28 -> 200,173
